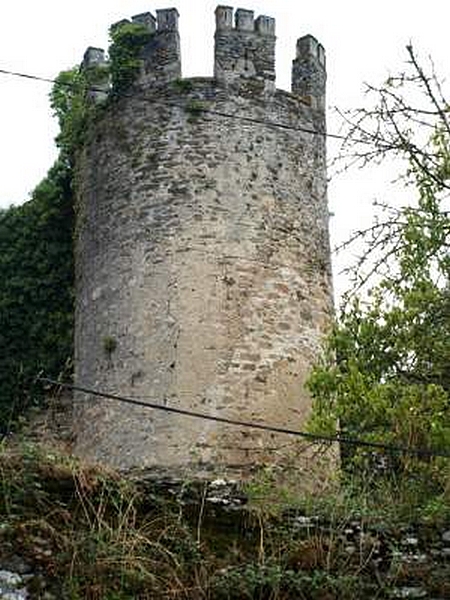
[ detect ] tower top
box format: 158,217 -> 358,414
81,6 -> 325,107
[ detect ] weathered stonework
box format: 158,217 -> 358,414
292,35 -> 326,110
214,6 -> 276,88
82,47 -> 109,103
74,6 -> 333,478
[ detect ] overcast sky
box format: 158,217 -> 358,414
0,1 -> 448,296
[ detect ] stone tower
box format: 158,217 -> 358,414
74,6 -> 332,478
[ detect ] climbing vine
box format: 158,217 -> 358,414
0,160 -> 74,426
0,19 -> 156,428
108,21 -> 153,94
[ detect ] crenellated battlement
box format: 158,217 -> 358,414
112,8 -> 180,35
82,47 -> 110,103
214,6 -> 276,87
292,34 -> 326,110
130,12 -> 156,32
215,6 -> 233,30
234,8 -> 255,32
82,47 -> 107,68
110,8 -> 181,86
155,8 -> 179,31
81,6 -> 325,109
215,6 -> 275,36
255,15 -> 276,36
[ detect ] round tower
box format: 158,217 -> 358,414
74,5 -> 333,478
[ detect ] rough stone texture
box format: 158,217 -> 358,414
82,46 -> 106,68
0,570 -> 28,600
292,35 -> 326,110
74,6 -> 333,477
111,10 -> 181,89
24,391 -> 74,448
139,8 -> 181,87
214,6 -> 276,88
82,47 -> 110,103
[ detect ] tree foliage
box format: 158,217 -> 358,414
309,47 -> 450,474
0,61 -> 92,427
0,21 -> 152,427
333,45 -> 450,288
50,67 -> 90,161
0,160 -> 74,426
50,62 -> 109,161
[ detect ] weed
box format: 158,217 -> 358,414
172,78 -> 194,93
186,99 -> 206,122
102,336 -> 117,357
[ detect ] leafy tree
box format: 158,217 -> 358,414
308,47 -> 450,474
50,67 -> 89,162
0,60 -> 93,427
332,45 -> 450,287
50,61 -> 109,161
0,19 -> 152,428
0,160 -> 74,426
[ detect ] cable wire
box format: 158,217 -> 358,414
0,66 -> 347,142
39,377 -> 450,459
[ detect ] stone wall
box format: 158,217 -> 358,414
73,5 -> 333,477
214,7 -> 276,87
292,35 -> 326,110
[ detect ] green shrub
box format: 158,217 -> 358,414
0,160 -> 73,427
109,22 -> 153,94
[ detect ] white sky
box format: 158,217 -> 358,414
0,1 -> 448,297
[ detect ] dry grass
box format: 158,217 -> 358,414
1,440 -> 450,599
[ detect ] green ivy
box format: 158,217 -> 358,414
0,22 -> 156,428
108,22 -> 153,94
0,160 -> 74,427
50,64 -> 109,161
0,64 -> 99,427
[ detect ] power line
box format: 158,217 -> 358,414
0,66 -> 347,142
39,377 -> 450,460
0,68 -> 57,87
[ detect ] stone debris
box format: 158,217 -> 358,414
0,570 -> 28,600
391,587 -> 427,599
441,530 -> 450,543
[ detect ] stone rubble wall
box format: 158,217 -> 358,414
73,6 -> 333,476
